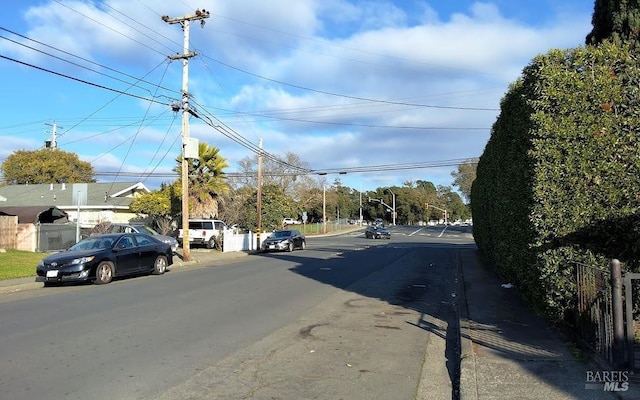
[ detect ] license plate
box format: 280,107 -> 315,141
269,245 -> 275,249
46,270 -> 59,278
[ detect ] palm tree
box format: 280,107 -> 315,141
175,142 -> 230,218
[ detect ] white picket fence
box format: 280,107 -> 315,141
221,229 -> 268,253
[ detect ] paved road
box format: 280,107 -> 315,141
0,225 -> 473,399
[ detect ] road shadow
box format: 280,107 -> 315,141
254,230 -> 614,400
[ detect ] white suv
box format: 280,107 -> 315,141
178,219 -> 227,249
283,218 -> 301,225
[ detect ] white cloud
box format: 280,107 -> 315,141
0,0 -> 594,192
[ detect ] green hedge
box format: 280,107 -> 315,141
472,41 -> 640,325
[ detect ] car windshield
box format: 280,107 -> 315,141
69,237 -> 114,251
138,225 -> 159,235
271,231 -> 292,238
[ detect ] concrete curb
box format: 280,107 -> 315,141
0,250 -> 250,295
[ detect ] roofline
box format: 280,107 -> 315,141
57,205 -> 131,210
110,182 -> 150,198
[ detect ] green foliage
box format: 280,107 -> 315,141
236,183 -> 296,231
472,41 -> 640,325
129,183 -> 180,232
586,0 -> 640,45
1,149 -> 95,184
451,161 -> 477,203
175,142 -> 229,218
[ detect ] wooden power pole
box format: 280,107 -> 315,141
162,9 -> 210,262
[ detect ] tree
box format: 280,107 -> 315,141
586,0 -> 640,45
232,151 -> 316,199
129,182 -> 180,234
236,183 -> 296,231
1,149 -> 95,184
437,185 -> 469,221
451,161 -> 477,203
174,142 -> 229,219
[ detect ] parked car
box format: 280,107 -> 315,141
177,219 -> 227,249
35,233 -> 173,286
261,230 -> 306,252
282,217 -> 301,225
107,223 -> 178,253
365,225 -> 391,239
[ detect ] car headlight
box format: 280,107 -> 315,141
72,256 -> 95,265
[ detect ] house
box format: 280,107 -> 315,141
0,182 -> 151,228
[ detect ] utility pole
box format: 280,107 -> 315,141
163,9 -> 210,262
256,138 -> 263,250
44,121 -> 63,149
323,184 -> 327,234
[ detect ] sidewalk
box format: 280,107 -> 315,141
457,248 -> 640,400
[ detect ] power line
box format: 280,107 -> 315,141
0,27 -> 182,98
93,157 -> 479,179
0,54 -> 172,107
202,55 -> 499,112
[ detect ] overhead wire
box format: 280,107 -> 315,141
0,27 -> 182,98
1,1 -> 492,187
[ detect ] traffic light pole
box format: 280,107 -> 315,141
425,203 -> 448,225
367,197 -> 395,224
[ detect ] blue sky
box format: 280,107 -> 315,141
0,0 -> 594,192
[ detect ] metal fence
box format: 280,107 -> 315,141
574,261 -> 615,365
37,223 -> 77,252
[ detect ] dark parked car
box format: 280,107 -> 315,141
365,225 -> 391,239
261,230 -> 306,252
35,233 -> 173,286
107,223 -> 179,253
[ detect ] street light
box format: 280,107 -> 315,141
386,188 -> 396,225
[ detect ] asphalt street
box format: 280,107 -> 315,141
0,225 -> 471,400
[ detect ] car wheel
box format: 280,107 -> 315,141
288,242 -> 294,252
153,255 -> 168,275
300,240 -> 306,250
207,237 -> 216,249
95,262 -> 114,285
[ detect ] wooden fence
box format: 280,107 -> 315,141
0,215 -> 18,249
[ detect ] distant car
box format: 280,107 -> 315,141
365,225 -> 391,239
373,218 -> 384,226
261,230 -> 306,252
107,223 -> 178,253
282,218 -> 301,225
35,233 -> 173,286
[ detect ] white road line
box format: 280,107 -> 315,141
438,226 -> 448,238
408,227 -> 426,236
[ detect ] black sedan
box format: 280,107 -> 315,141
35,233 -> 173,286
261,229 -> 306,252
365,225 -> 391,239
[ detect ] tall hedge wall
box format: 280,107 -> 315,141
471,41 -> 640,324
